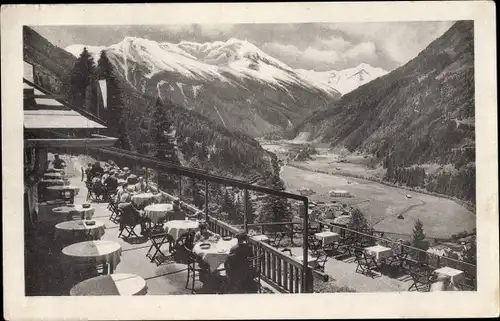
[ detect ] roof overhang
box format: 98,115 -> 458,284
24,134 -> 118,149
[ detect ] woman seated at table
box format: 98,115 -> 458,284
225,233 -> 256,293
104,172 -> 119,191
193,221 -> 215,243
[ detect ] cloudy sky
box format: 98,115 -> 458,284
32,21 -> 454,71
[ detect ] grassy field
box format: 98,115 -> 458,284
275,154 -> 475,240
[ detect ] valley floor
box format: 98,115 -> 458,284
263,144 -> 475,240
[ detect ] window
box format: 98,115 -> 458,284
24,61 -> 34,82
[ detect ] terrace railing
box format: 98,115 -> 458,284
317,221 -> 477,287
207,215 -> 313,293
84,146 -> 314,293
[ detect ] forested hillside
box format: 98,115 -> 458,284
290,21 -> 475,203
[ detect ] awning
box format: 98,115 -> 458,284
24,110 -> 106,129
24,134 -> 118,148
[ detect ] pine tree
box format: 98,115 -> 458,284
69,47 -> 97,112
149,97 -> 179,190
411,219 -> 429,260
259,174 -> 291,233
347,207 -> 369,232
222,189 -> 235,220
96,50 -> 132,150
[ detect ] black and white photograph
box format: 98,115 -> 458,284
2,2 -> 498,320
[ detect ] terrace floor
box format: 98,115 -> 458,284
285,247 -> 414,292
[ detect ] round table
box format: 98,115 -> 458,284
193,238 -> 238,272
55,219 -> 106,242
163,220 -> 199,240
47,185 -> 80,196
70,273 -> 148,296
39,179 -> 68,186
44,172 -> 63,179
62,240 -> 122,275
144,203 -> 173,224
131,192 -> 162,207
52,204 -> 95,220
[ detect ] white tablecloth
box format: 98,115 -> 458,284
39,179 -> 67,186
295,255 -> 319,268
315,231 -> 340,245
251,234 -> 270,242
163,220 -> 199,240
131,193 -> 162,207
55,220 -> 106,241
144,203 -> 173,224
193,238 -> 238,272
434,266 -> 466,284
62,240 -> 122,273
47,185 -> 80,196
70,273 -> 147,296
52,205 -> 95,220
365,245 -> 393,262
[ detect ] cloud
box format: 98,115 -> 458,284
317,36 -> 351,51
344,41 -> 376,60
262,39 -> 379,71
322,21 -> 454,64
262,42 -> 340,69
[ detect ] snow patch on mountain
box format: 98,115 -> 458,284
297,63 -> 388,95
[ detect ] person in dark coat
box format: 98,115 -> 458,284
52,154 -> 66,170
225,232 -> 256,293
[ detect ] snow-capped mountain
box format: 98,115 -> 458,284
65,37 -> 341,137
296,63 -> 388,95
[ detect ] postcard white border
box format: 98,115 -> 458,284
2,2 -> 498,319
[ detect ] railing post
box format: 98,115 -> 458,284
244,189 -> 249,233
302,198 -> 310,292
178,176 -> 182,200
204,180 -> 209,221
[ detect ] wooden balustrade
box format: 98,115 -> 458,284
207,215 -> 312,293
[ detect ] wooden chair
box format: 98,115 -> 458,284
184,246 -> 207,294
146,228 -> 175,265
408,268 -> 436,292
118,208 -> 142,240
308,233 -> 324,256
354,247 -> 378,277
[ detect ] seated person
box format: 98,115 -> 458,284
172,199 -> 186,220
52,154 -> 66,170
225,233 -> 256,293
134,177 -> 148,193
92,175 -> 106,200
118,200 -> 148,236
91,162 -> 104,177
104,173 -> 119,191
193,221 -> 215,243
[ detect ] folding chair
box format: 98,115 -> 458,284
108,200 -> 121,223
354,247 -> 378,277
408,267 -> 436,292
314,249 -> 329,272
266,232 -> 286,248
118,208 -> 142,240
308,233 -> 324,256
146,228 -> 175,265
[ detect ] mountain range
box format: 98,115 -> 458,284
290,21 -> 475,203
65,39 -> 386,136
296,63 -> 388,95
